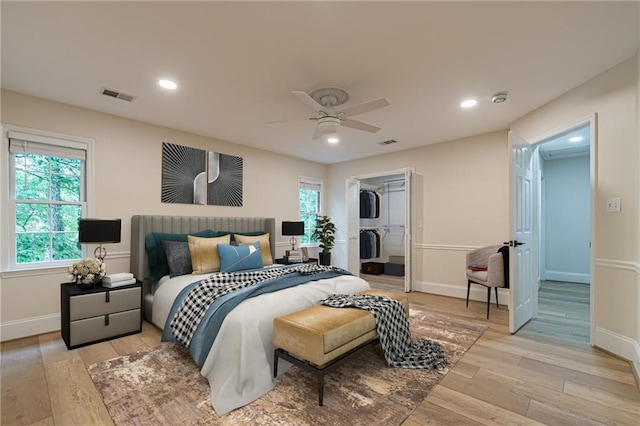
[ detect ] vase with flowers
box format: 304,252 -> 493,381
68,258 -> 106,288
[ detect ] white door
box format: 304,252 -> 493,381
403,170 -> 412,292
346,178 -> 360,274
509,131 -> 535,333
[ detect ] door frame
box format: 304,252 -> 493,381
346,167 -> 415,292
523,114 -> 597,344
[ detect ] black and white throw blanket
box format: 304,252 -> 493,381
171,264 -> 345,347
320,294 -> 449,370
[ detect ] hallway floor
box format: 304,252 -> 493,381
518,280 -> 590,345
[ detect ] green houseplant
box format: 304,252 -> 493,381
313,215 -> 336,266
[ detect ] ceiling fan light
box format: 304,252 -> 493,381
327,137 -> 339,144
317,116 -> 340,134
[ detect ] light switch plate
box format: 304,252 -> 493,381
606,197 -> 621,212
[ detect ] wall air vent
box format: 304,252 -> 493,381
378,139 -> 397,146
100,88 -> 136,102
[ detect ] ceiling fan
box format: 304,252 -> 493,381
267,87 -> 390,140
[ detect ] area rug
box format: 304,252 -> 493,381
88,309 -> 487,425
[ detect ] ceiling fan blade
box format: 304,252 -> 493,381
292,91 -> 324,112
312,125 -> 324,140
339,98 -> 389,117
265,117 -> 315,125
341,118 -> 381,133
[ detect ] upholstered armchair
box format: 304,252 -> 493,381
466,245 -> 509,319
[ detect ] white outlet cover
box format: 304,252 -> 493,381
606,197 -> 621,212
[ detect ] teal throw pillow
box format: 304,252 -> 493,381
145,230 -> 229,281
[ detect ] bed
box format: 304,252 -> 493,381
130,215 -> 370,415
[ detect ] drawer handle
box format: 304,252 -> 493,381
105,291 -> 110,303
105,314 -> 110,326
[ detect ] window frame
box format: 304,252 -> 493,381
298,176 -> 323,247
2,125 -> 95,274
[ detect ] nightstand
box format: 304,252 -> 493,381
60,281 -> 142,349
275,258 -> 318,265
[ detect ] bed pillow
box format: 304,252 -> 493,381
231,231 -> 265,242
218,242 -> 263,273
161,240 -> 193,277
188,234 -> 232,274
145,229 -> 221,281
234,233 -> 273,266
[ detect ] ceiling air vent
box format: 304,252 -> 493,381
378,139 -> 397,146
100,88 -> 136,102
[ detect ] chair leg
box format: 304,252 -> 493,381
466,281 -> 471,308
495,287 -> 499,308
486,287 -> 491,319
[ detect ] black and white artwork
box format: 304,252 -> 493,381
161,142 -> 206,204
207,152 -> 243,206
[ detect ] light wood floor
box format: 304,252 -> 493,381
2,278 -> 639,425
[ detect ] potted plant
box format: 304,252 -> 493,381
313,215 -> 336,266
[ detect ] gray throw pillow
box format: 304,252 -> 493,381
162,240 -> 193,277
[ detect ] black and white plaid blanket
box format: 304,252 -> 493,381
320,294 -> 448,370
171,264 -> 343,347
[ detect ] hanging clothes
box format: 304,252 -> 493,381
359,190 -> 381,219
360,229 -> 381,259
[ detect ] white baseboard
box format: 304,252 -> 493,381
545,271 -> 590,284
412,280 -> 510,306
0,313 -> 60,342
593,326 -> 640,372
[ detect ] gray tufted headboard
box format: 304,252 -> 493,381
130,215 -> 276,320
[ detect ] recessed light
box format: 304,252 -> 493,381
327,137 -> 339,144
159,79 -> 177,90
461,99 -> 477,108
569,136 -> 583,143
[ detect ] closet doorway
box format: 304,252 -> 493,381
346,168 -> 414,292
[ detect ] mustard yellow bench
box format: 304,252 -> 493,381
272,289 -> 409,405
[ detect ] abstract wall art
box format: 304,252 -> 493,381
207,152 -> 243,206
161,142 -> 243,206
161,142 -> 206,204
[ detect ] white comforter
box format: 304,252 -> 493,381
152,270 -> 370,415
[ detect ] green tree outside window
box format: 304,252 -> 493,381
298,178 -> 321,244
13,153 -> 83,264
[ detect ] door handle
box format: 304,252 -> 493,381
503,240 -> 524,247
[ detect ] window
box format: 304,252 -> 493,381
6,129 -> 90,270
298,177 -> 322,244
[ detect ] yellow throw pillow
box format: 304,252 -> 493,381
188,234 -> 232,274
234,233 -> 273,266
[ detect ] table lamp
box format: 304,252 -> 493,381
282,221 -> 304,251
78,218 -> 122,261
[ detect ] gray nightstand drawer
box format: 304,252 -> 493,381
69,309 -> 141,347
70,287 -> 141,320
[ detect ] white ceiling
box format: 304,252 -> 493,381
2,1 -> 638,164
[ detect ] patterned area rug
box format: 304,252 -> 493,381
88,309 -> 487,425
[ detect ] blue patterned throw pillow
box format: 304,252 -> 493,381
217,242 -> 263,273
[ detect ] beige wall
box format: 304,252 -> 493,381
512,55 -> 639,366
327,130 -> 509,294
329,55 -> 639,366
0,90 -> 326,338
